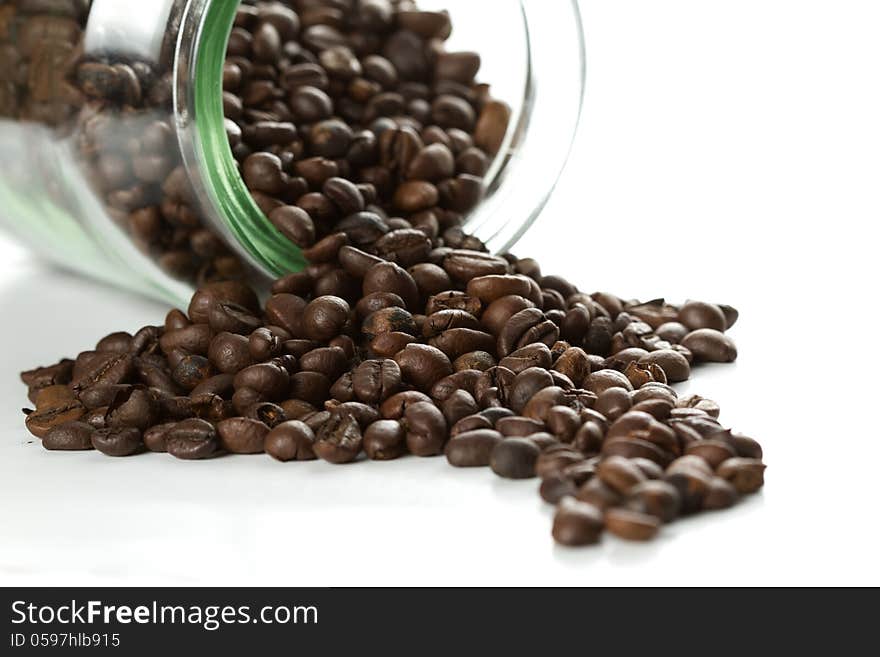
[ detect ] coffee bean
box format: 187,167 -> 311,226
731,434 -> 763,460
166,418 -> 217,459
445,429 -> 502,467
678,301 -> 727,332
24,399 -> 86,438
313,412 -> 362,463
393,343 -> 453,392
605,508 -> 661,541
703,477 -> 740,510
583,369 -> 634,395
716,458 -> 766,494
596,455 -> 647,495
681,329 -> 738,363
91,426 -> 142,457
490,438 -> 540,479
300,346 -> 348,380
552,498 -> 604,546
474,100 -> 511,154
301,296 -> 350,342
269,205 -> 316,248
638,349 -> 691,383
265,420 -> 316,461
217,417 -> 269,454
42,421 -> 94,451
361,307 -> 417,341
626,480 -> 681,522
363,420 -> 406,461
403,401 -> 447,457
540,474 -> 578,504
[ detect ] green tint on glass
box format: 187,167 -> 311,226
192,1 -> 306,277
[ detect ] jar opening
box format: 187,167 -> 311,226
183,0 -> 307,280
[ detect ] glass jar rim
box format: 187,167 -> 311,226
175,0 -> 586,282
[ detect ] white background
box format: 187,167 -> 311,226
1,0 -> 879,586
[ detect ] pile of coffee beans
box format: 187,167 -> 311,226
21,241 -> 765,545
12,0 -> 766,547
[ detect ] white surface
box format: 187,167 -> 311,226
2,0 -> 880,586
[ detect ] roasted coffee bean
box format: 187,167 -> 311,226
91,426 -> 142,457
703,477 -> 740,510
265,420 -> 316,461
677,394 -> 721,418
136,420 -> 170,452
96,332 -> 133,353
445,429 -> 502,467
716,458 -> 766,494
575,477 -> 622,511
596,455 -> 647,495
105,387 -> 159,431
552,347 -> 590,387
422,309 -> 481,338
217,417 -> 269,454
454,350 -> 496,372
655,321 -> 689,344
552,498 -> 604,546
362,307 -> 418,340
394,343 -> 453,391
664,466 -> 712,514
497,308 -> 559,357
451,414 -> 493,436
678,301 -> 727,332
522,386 -> 569,423
24,399 -> 86,439
404,401 -> 447,457
605,508 -> 661,541
166,418 -> 217,459
430,328 -> 495,360
496,416 -> 545,438
731,434 -> 763,460
425,290 -> 482,317
171,355 -> 213,391
584,370 -> 634,395
500,343 -> 552,373
42,421 -> 94,451
363,262 -> 420,310
363,420 -> 407,461
572,421 -> 604,454
545,406 -> 581,443
681,329 -> 738,363
71,352 -> 134,391
289,371 -> 331,407
540,474 -> 578,505
269,205 -> 315,248
234,362 -> 289,399
443,250 -> 508,283
244,401 -> 287,428
313,412 -> 362,463
594,387 -> 632,423
439,389 -> 478,426
209,332 -> 254,373
638,349 -> 691,383
626,480 -> 682,522
490,438 -> 540,479
685,439 -> 737,469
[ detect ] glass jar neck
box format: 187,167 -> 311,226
176,0 -> 306,285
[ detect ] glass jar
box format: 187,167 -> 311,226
0,0 -> 585,305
